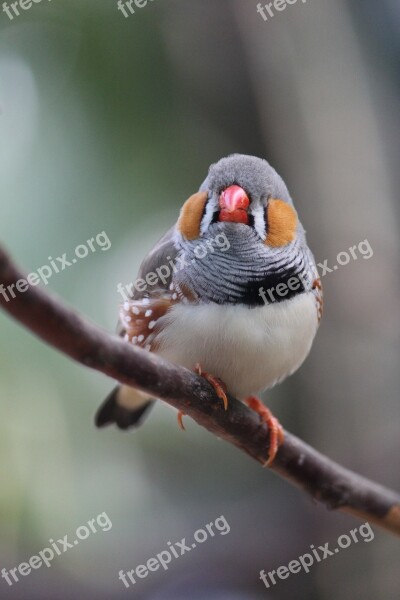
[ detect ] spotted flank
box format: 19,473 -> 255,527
120,296 -> 177,351
312,277 -> 323,323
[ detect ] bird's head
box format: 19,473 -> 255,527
176,154 -> 301,248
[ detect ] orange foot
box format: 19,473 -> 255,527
195,363 -> 228,411
177,410 -> 186,431
246,396 -> 284,467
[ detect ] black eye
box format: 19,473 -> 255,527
211,211 -> 219,225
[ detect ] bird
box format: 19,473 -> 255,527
95,154 -> 323,465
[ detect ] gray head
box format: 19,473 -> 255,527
173,154 -> 314,305
192,154 -> 302,243
201,154 -> 292,203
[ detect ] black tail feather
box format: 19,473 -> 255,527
95,386 -> 154,430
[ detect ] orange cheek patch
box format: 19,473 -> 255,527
265,199 -> 298,247
177,191 -> 208,240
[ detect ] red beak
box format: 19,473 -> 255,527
218,185 -> 250,224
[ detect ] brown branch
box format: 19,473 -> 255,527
1,245 -> 399,537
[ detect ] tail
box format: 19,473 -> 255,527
95,385 -> 154,430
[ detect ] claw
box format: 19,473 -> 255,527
246,396 -> 284,467
177,410 -> 186,431
195,363 -> 228,410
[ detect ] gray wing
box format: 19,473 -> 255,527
116,225 -> 178,337
105,227 -> 179,427
133,225 -> 178,300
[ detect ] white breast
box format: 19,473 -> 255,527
155,293 -> 318,399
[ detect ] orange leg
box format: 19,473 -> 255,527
177,410 -> 186,431
246,396 -> 284,467
177,364 -> 228,430
195,363 -> 228,411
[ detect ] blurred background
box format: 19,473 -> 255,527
1,0 -> 399,598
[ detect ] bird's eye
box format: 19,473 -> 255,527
262,194 -> 272,208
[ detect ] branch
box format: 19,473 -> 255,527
1,245 -> 399,537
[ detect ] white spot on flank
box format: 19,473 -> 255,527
145,309 -> 152,317
124,315 -> 132,322
148,320 -> 156,330
123,302 -> 130,311
142,298 -> 150,305
138,334 -> 145,342
172,293 -> 178,300
132,307 -> 140,315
